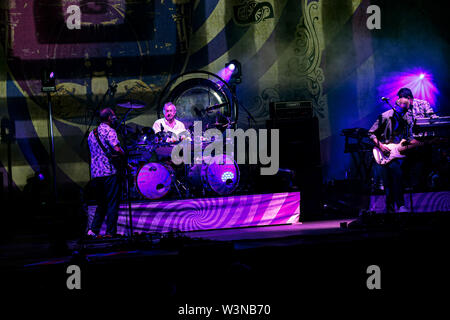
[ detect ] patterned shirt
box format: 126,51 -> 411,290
88,123 -> 120,178
411,99 -> 435,118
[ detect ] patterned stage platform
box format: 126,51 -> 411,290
88,192 -> 301,234
369,191 -> 450,213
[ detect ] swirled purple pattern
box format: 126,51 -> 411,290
369,192 -> 450,213
88,192 -> 300,234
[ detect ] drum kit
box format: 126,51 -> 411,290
116,100 -> 240,201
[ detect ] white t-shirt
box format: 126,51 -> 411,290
152,118 -> 187,137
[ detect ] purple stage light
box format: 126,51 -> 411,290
377,68 -> 439,106
49,72 -> 54,79
221,171 -> 235,183
38,173 -> 44,181
218,60 -> 241,84
217,67 -> 234,83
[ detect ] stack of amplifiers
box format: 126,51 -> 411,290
266,101 -> 322,220
269,100 -> 313,121
267,100 -> 319,167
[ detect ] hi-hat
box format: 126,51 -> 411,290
117,100 -> 145,109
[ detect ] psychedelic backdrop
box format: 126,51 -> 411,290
0,0 -> 448,199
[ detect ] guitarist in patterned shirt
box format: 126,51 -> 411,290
87,108 -> 125,238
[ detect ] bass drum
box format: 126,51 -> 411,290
188,154 -> 239,195
136,162 -> 174,200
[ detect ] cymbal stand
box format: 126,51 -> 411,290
124,170 -> 134,238
172,175 -> 184,199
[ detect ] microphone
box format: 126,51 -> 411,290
160,123 -> 164,132
381,96 -> 403,117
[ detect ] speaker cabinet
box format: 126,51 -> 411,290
266,117 -> 322,220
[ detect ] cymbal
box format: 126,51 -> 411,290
117,100 -> 146,109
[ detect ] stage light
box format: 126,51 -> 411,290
221,171 -> 235,183
224,60 -> 242,86
377,68 -> 439,106
41,68 -> 56,92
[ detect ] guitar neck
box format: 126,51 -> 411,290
398,141 -> 426,153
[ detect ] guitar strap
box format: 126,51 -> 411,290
93,128 -> 113,157
93,127 -> 132,178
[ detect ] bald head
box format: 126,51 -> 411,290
99,108 -> 117,127
99,108 -> 114,122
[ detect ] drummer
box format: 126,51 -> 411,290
152,102 -> 188,143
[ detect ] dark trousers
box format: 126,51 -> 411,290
380,160 -> 405,210
402,147 -> 432,190
90,175 -> 121,235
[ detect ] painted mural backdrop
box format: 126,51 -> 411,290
1,0 -> 448,198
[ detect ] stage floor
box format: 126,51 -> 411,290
1,218 -> 355,268
183,219 -> 355,241
2,213 -> 450,297
1,217 -> 375,273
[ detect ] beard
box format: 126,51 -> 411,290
110,118 -> 119,129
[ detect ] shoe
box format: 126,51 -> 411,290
397,206 -> 409,213
86,230 -> 97,238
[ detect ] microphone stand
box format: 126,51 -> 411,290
115,109 -> 134,239
115,108 -> 132,137
231,86 -> 257,128
382,98 -> 401,116
382,98 -> 409,125
80,82 -> 117,146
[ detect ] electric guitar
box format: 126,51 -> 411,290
373,138 -> 445,165
110,153 -> 136,177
